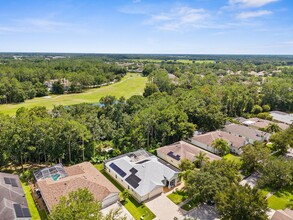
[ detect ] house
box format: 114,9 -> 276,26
223,123 -> 271,144
271,209 -> 293,220
0,172 -> 31,220
34,162 -> 119,212
242,118 -> 289,130
156,141 -> 221,168
104,150 -> 180,203
270,111 -> 293,125
190,130 -> 248,155
44,78 -> 71,92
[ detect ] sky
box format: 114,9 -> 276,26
0,0 -> 293,54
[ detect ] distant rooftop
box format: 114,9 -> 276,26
157,141 -> 221,162
191,130 -> 247,149
223,123 -> 271,142
270,111 -> 293,125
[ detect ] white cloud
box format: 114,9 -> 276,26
21,19 -> 70,31
237,10 -> 272,19
146,6 -> 208,31
229,0 -> 279,8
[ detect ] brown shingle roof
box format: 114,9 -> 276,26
223,123 -> 271,142
157,141 -> 221,162
271,209 -> 293,220
37,162 -> 119,211
191,131 -> 247,149
243,118 -> 289,130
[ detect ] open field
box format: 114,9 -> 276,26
0,73 -> 147,115
94,164 -> 156,220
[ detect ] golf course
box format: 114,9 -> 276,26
0,73 -> 147,115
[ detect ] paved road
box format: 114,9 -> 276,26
185,204 -> 219,220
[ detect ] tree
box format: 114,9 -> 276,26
212,138 -> 230,156
185,170 -> 230,202
179,159 -> 195,171
194,151 -> 208,168
264,123 -> 281,133
251,105 -> 263,114
215,184 -> 269,220
52,81 -> 64,94
49,188 -> 103,220
262,105 -> 270,112
257,158 -> 293,190
120,189 -> 130,202
269,125 -> 293,154
241,143 -> 270,174
143,83 -> 159,97
185,160 -> 240,202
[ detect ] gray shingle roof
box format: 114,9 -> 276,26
0,172 -> 31,220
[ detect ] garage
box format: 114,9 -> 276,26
102,193 -> 119,208
148,186 -> 163,200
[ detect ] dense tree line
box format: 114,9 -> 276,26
0,57 -> 126,103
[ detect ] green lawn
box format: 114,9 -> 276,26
94,164 -> 156,220
21,181 -> 47,220
223,154 -> 242,166
181,199 -> 199,211
167,190 -> 188,205
0,73 -> 147,115
267,187 -> 293,210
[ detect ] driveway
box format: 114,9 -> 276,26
240,172 -> 260,188
145,194 -> 184,220
101,202 -> 134,220
185,204 -> 219,220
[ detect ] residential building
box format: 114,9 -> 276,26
223,123 -> 271,144
242,118 -> 289,130
104,150 -> 180,203
156,141 -> 221,168
190,130 -> 248,155
270,111 -> 293,125
271,209 -> 293,220
34,162 -> 119,212
0,172 -> 31,220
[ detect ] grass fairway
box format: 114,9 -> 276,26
0,73 -> 147,115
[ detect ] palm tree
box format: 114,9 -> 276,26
265,123 -> 281,133
194,151 -> 208,168
212,138 -> 230,156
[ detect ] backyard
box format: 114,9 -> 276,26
0,73 -> 147,115
94,164 -> 156,220
21,182 -> 47,220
